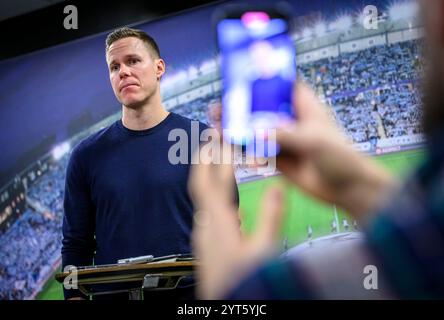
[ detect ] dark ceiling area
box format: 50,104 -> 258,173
0,0 -> 223,61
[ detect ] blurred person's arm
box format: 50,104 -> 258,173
189,83 -> 399,299
189,145 -> 401,300
225,164 -> 444,300
61,145 -> 96,300
190,157 -> 285,299
199,110 -> 241,220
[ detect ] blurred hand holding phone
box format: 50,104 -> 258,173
215,4 -> 296,157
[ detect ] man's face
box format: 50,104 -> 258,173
106,37 -> 165,109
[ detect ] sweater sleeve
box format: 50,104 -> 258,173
61,145 -> 96,300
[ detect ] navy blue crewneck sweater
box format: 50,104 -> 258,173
61,113 -> 237,299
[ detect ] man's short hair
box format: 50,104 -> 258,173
105,27 -> 161,59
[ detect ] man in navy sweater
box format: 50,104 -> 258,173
61,27 -> 238,300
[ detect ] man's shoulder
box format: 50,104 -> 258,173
168,112 -> 210,131
71,122 -> 118,158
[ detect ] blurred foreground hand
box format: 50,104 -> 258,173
189,83 -> 398,299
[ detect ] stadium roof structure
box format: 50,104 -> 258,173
295,17 -> 423,55
293,0 -> 423,55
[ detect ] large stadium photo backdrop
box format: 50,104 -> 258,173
0,0 -> 424,300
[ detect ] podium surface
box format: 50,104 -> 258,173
55,256 -> 197,299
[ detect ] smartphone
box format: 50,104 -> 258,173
215,5 -> 296,157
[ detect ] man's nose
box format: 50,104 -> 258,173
119,64 -> 131,78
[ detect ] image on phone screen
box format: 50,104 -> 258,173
217,10 -> 296,157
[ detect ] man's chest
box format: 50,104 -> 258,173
89,144 -> 190,201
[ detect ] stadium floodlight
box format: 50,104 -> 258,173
161,71 -> 187,90
388,1 -> 419,21
52,142 -> 70,161
331,15 -> 353,32
357,10 -> 366,28
200,59 -> 217,74
291,32 -> 300,42
314,21 -> 327,37
175,70 -> 188,83
302,27 -> 312,39
161,76 -> 174,90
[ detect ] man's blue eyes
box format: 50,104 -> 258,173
111,59 -> 140,71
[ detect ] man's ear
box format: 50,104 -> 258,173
155,58 -> 166,80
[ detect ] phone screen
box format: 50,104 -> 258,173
217,10 -> 296,156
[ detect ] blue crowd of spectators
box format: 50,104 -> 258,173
0,156 -> 67,300
298,40 -> 422,96
331,83 -> 422,143
298,39 -> 422,143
